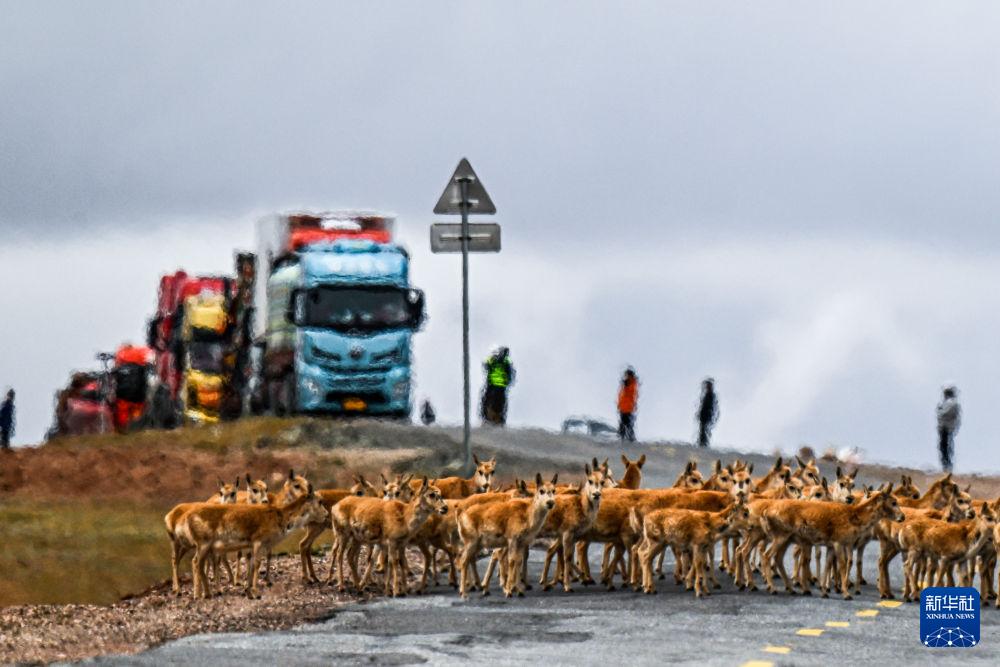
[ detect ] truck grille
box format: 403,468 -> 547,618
309,343 -> 400,371
311,346 -> 342,362
337,375 -> 384,389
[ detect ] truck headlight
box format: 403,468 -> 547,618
392,380 -> 409,399
302,378 -> 322,397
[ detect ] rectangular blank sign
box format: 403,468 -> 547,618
430,223 -> 501,253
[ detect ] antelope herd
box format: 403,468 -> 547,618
164,453 -> 1000,608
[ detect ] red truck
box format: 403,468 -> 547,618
49,344 -> 155,438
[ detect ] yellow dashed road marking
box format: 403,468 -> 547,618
741,661 -> 774,667
856,609 -> 879,617
796,628 -> 825,636
825,621 -> 850,628
878,600 -> 903,608
763,645 -> 791,654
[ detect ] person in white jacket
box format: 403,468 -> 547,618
936,385 -> 961,471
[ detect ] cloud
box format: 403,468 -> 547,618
2,2 -> 1000,474
2,1 -> 999,248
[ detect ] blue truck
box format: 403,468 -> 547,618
254,212 -> 425,417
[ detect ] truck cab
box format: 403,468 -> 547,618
257,212 -> 424,417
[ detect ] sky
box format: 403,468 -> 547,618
2,1 -> 999,471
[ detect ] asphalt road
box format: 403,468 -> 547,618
87,427 -> 1000,666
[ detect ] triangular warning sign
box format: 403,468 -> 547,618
433,158 -> 497,215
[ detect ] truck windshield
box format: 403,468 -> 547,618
189,341 -> 224,374
301,287 -> 411,331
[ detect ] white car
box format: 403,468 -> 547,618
561,416 -> 618,441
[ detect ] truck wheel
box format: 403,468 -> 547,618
171,399 -> 183,429
266,379 -> 284,417
250,389 -> 266,416
277,376 -> 296,417
386,409 -> 412,422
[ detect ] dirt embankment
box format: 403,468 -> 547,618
0,417 -> 475,505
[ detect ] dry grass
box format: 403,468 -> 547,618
41,416 -> 299,452
0,498 -> 340,608
0,500 -> 167,606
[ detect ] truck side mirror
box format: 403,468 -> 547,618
146,317 -> 160,349
286,290 -> 304,325
407,289 -> 426,328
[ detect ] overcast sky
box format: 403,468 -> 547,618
2,1 -> 999,471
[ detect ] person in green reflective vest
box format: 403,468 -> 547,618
481,346 -> 515,426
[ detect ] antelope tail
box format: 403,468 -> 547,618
628,507 -> 642,535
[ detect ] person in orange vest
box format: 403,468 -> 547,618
617,367 -> 639,442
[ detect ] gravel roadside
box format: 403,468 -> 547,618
0,554 -> 364,665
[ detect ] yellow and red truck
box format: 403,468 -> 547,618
147,253 -> 256,425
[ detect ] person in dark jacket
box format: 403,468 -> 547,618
697,378 -> 719,448
420,399 -> 436,426
936,385 -> 961,472
481,347 -> 515,426
0,389 -> 15,450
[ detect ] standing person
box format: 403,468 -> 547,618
481,347 -> 515,426
696,377 -> 719,448
420,399 -> 436,426
0,389 -> 15,450
936,385 -> 961,472
617,367 -> 639,442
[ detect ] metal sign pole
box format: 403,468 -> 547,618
459,177 -> 472,473
432,158 -> 496,475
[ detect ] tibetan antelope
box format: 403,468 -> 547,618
755,486 -> 904,599
656,460 -> 753,581
181,483 -> 329,598
409,455 -> 496,499
579,454 -> 644,586
457,474 -> 558,598
898,473 -> 959,510
893,475 -> 921,502
633,499 -> 751,597
793,456 -> 822,487
243,474 -> 271,504
831,466 -> 857,504
332,478 -> 447,596
409,498 -> 464,590
619,454 -> 646,490
752,457 -> 790,494
731,473 -> 803,591
673,461 -> 704,489
164,478 -> 240,594
381,473 -> 416,501
899,502 -> 996,602
875,490 -> 975,599
583,487 -> 733,590
295,474 -> 378,584
205,478 -> 240,504
537,465 -> 605,592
